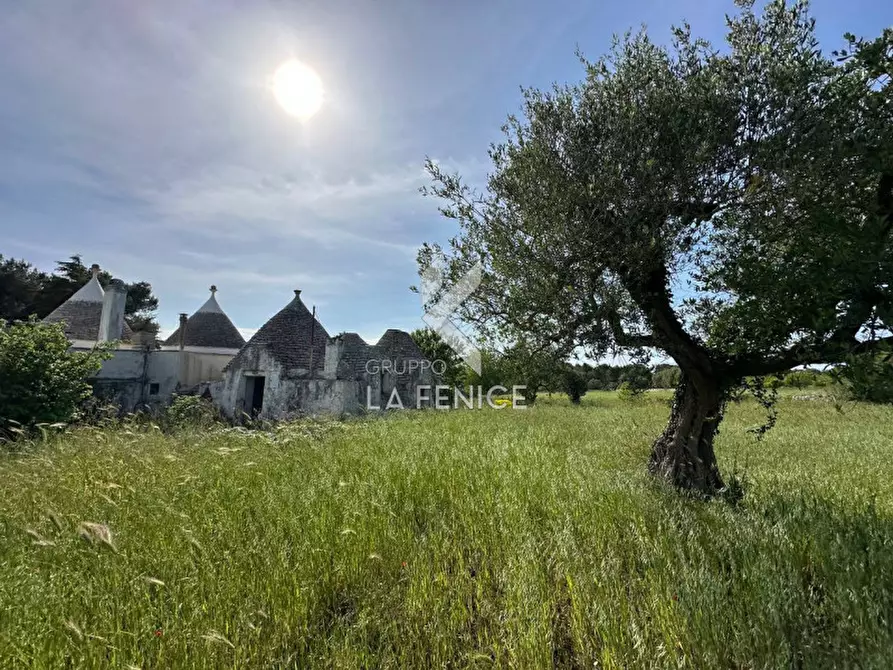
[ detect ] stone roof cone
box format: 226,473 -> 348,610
338,332 -> 368,348
43,264 -> 133,341
224,289 -> 329,373
376,328 -> 426,359
163,285 -> 246,349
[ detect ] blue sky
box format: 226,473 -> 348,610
1,0 -> 890,343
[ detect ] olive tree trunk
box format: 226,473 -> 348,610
648,373 -> 725,494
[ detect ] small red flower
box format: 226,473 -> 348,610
154,629 -> 163,637
401,561 -> 407,568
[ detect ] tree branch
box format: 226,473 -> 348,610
623,260 -> 718,383
730,334 -> 893,378
668,200 -> 721,226
605,312 -> 656,348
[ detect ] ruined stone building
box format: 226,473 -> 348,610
43,265 -> 433,416
213,289 -> 436,418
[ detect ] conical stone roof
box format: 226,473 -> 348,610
163,286 -> 245,349
338,332 -> 368,349
376,329 -> 426,359
43,266 -> 132,342
224,290 -> 329,374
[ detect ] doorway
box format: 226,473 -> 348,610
243,375 -> 266,417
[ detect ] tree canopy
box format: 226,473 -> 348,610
419,1 -> 892,492
410,327 -> 465,387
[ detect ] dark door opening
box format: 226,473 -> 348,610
243,375 -> 266,417
250,376 -> 266,416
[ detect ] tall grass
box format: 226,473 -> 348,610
1,392 -> 893,668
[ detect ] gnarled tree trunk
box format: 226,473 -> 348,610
649,373 -> 725,494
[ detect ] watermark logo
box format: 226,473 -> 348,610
365,358 -> 447,376
420,257 -> 483,374
365,385 -> 528,411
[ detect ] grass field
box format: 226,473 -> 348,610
2,391 -> 893,669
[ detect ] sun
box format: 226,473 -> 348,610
271,59 -> 323,120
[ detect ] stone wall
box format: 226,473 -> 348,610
75,346 -> 229,411
88,348 -> 145,410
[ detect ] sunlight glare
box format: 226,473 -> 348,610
271,59 -> 323,121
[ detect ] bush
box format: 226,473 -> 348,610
765,375 -> 783,390
0,319 -> 111,434
782,371 -> 811,389
165,394 -> 222,430
617,381 -> 644,401
79,396 -> 126,427
782,369 -> 834,389
812,373 -> 833,388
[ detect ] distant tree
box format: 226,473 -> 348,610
586,376 -> 606,391
461,348 -> 509,393
0,255 -> 46,322
0,319 -> 112,434
587,363 -> 620,390
617,381 -> 645,401
561,367 -> 588,404
419,4 -> 893,493
652,365 -> 682,389
410,327 -> 466,387
618,364 -> 652,391
499,340 -> 563,404
576,362 -> 594,376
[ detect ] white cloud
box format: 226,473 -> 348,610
141,162 -> 430,254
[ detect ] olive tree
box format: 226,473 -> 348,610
410,327 -> 465,387
419,2 -> 892,493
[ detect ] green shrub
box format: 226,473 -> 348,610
617,381 -> 644,401
165,394 -> 222,430
618,365 -> 652,391
783,370 -> 814,389
778,369 -> 834,389
79,397 -> 126,427
0,319 -> 111,434
765,375 -> 783,390
809,372 -> 833,387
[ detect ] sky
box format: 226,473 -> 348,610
1,0 -> 890,345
